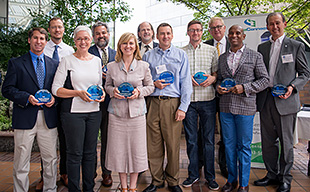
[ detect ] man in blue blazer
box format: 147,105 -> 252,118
255,12 -> 310,192
89,21 -> 116,187
138,22 -> 159,56
2,27 -> 58,192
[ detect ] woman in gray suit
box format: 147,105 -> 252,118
105,32 -> 154,192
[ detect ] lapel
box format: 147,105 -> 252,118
44,55 -> 51,89
222,52 -> 233,77
23,52 -> 40,89
234,47 -> 249,75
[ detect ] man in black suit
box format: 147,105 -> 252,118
88,21 -> 116,187
137,22 -> 159,56
204,17 -> 230,178
2,27 -> 58,192
254,12 -> 310,192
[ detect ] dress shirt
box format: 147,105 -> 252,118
44,40 -> 74,62
213,36 -> 227,55
96,45 -> 109,61
140,42 -> 154,56
227,45 -> 245,75
268,34 -> 285,87
182,42 -> 218,102
142,44 -> 192,112
30,51 -> 45,78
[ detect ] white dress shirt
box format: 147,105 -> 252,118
140,41 -> 154,56
269,34 -> 285,87
44,40 -> 74,62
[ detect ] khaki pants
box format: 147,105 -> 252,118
146,97 -> 182,186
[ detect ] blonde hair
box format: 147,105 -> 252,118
208,17 -> 225,27
115,32 -> 142,62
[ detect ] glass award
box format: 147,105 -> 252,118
118,82 -> 134,98
87,85 -> 103,100
193,72 -> 207,85
102,65 -> 108,74
220,78 -> 236,90
159,71 -> 174,84
271,84 -> 287,97
35,89 -> 52,103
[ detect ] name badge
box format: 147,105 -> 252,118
281,54 -> 294,63
155,65 -> 167,74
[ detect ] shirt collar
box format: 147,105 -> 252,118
141,42 -> 153,49
188,42 -> 202,50
214,36 -> 226,45
270,34 -> 285,44
119,58 -> 137,72
29,51 -> 44,62
49,40 -> 64,48
96,45 -> 108,52
229,44 -> 245,54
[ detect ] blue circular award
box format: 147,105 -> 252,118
193,72 -> 207,85
35,89 -> 52,103
159,71 -> 174,84
118,82 -> 134,98
221,78 -> 236,90
271,84 -> 287,97
87,85 -> 103,100
102,65 -> 108,74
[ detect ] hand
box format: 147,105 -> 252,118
44,96 -> 55,107
200,74 -> 216,87
279,86 -> 293,99
28,95 -> 44,106
175,109 -> 186,121
113,87 -> 125,99
154,79 -> 170,90
216,85 -> 230,95
230,84 -> 244,94
94,90 -> 106,102
127,88 -> 140,100
77,90 -> 93,102
191,75 -> 199,87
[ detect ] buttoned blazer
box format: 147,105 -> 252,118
138,41 -> 159,50
2,52 -> 58,129
256,37 -> 310,115
216,47 -> 269,115
204,37 -> 230,53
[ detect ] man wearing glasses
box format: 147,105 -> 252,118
205,17 -> 230,179
182,20 -> 219,190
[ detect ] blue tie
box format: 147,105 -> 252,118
53,45 -> 59,62
36,57 -> 44,89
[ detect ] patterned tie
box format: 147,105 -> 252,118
101,48 -> 108,66
145,45 -> 150,53
36,57 -> 44,89
216,42 -> 220,57
52,45 -> 59,62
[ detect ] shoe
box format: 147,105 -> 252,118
206,179 -> 219,191
220,168 -> 228,179
237,185 -> 249,192
182,177 -> 199,187
168,185 -> 183,192
129,188 -> 137,192
277,182 -> 291,192
221,181 -> 238,192
119,187 -> 128,192
60,174 -> 68,187
35,179 -> 43,192
142,183 -> 165,192
101,174 -> 113,187
254,176 -> 279,186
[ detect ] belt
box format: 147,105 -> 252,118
266,87 -> 272,92
151,96 -> 177,100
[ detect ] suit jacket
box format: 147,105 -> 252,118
216,47 -> 269,116
204,37 -> 230,53
2,52 -> 58,129
138,41 -> 159,50
256,36 -> 310,115
88,45 -> 116,108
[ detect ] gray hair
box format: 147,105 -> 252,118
73,25 -> 92,39
92,21 -> 109,36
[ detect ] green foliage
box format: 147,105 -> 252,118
0,95 -> 12,131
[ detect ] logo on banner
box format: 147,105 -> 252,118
243,18 -> 267,32
244,19 -> 256,27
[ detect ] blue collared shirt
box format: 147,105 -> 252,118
29,51 -> 46,78
143,44 -> 192,112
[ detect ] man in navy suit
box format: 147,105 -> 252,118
88,21 -> 116,187
2,27 -> 58,192
137,22 -> 159,56
254,12 -> 310,192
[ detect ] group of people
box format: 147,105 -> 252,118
1,11 -> 309,192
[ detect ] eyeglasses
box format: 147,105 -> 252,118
75,37 -> 91,42
188,29 -> 203,33
209,25 -> 224,31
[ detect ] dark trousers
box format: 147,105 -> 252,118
62,111 -> 101,192
260,92 -> 296,184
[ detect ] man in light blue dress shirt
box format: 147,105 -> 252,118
142,23 -> 192,192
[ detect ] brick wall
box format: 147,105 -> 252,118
300,81 -> 310,105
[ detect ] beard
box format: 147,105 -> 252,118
96,37 -> 109,48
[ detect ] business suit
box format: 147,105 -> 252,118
88,45 -> 116,177
139,41 -> 159,56
257,36 -> 310,184
217,47 -> 269,187
2,52 -> 58,191
204,37 -> 230,53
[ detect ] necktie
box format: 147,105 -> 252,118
101,48 -> 108,66
36,57 -> 44,89
216,42 -> 220,57
145,45 -> 150,53
52,45 -> 59,62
